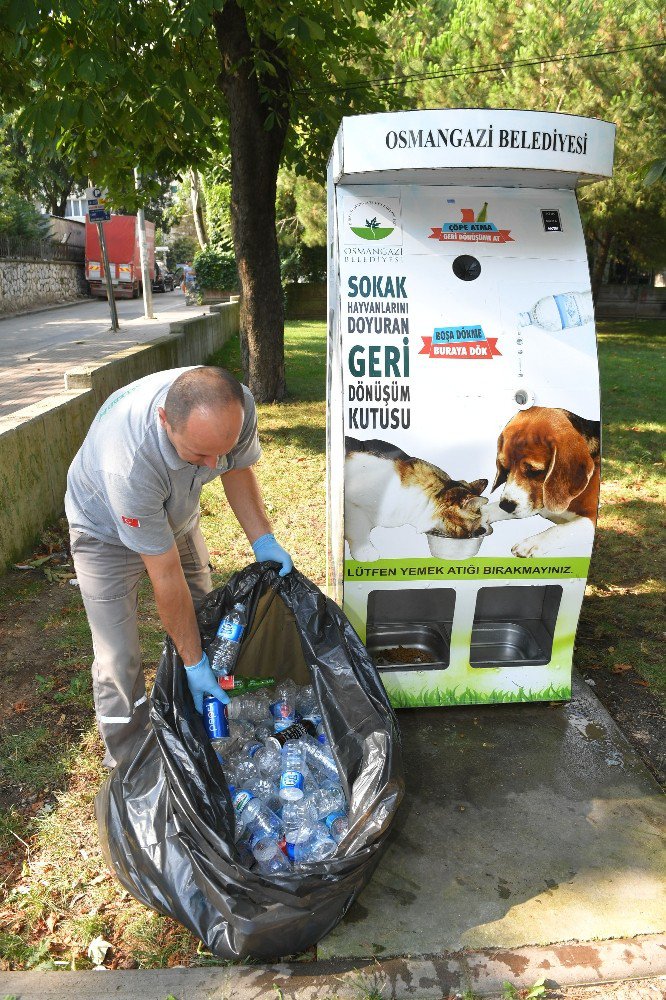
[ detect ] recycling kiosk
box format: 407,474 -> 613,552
326,109 -> 615,708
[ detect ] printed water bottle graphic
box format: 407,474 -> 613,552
519,291 -> 593,331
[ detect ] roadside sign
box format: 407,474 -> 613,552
86,186 -> 110,221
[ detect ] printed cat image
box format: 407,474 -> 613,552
345,437 -> 489,562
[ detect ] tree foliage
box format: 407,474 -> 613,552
380,0 -> 666,284
0,0 -> 403,399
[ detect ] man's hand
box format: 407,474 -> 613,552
251,532 -> 293,577
184,652 -> 230,714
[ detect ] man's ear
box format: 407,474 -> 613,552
492,432 -> 507,492
543,431 -> 594,513
157,406 -> 167,427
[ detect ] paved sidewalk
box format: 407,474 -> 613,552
0,292 -> 210,418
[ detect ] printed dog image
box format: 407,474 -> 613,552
345,436 -> 489,562
485,407 -> 600,557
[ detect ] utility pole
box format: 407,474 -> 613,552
96,220 -> 119,331
134,168 -> 154,320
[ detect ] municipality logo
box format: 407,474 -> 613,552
429,203 -> 514,245
347,200 -> 398,242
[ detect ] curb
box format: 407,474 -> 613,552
0,297 -> 96,322
1,935 -> 665,999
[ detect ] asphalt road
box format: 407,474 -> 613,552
0,291 -> 210,418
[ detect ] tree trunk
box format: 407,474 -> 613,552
189,168 -> 208,250
213,1 -> 288,402
590,228 -> 613,305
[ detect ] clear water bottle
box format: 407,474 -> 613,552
233,757 -> 260,788
279,740 -> 307,802
518,290 -> 593,331
228,693 -> 272,723
324,811 -> 349,843
232,790 -> 281,850
252,839 -> 292,874
272,693 -> 296,733
286,820 -> 337,864
302,735 -> 339,783
281,798 -> 316,836
247,776 -> 280,811
209,602 -> 247,677
306,782 -> 345,821
252,744 -> 282,777
296,685 -> 321,725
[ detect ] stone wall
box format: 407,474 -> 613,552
0,259 -> 88,316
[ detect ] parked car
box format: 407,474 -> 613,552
152,262 -> 175,293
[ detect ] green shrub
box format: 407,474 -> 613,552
192,243 -> 239,292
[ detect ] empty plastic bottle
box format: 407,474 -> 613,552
296,685 -> 322,726
324,811 -> 349,843
279,740 -> 307,802
209,602 -> 247,676
518,290 -> 593,331
272,693 -> 296,733
306,782 -> 345,821
285,820 -> 337,864
232,790 -> 282,854
233,757 -> 260,788
302,735 -> 339,783
227,692 -> 272,723
252,839 -> 292,874
252,744 -> 282,777
248,775 -> 280,811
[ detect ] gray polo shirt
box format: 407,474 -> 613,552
65,367 -> 261,554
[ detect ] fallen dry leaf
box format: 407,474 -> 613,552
46,913 -> 58,933
12,700 -> 29,713
612,663 -> 633,674
632,678 -> 650,687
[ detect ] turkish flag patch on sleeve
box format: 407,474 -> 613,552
121,516 -> 140,528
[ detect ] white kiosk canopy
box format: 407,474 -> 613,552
331,109 -> 615,188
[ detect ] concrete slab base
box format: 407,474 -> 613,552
2,936 -> 665,999
320,672 -> 666,959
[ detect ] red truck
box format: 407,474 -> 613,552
85,215 -> 155,299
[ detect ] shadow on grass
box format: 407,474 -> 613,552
261,422 -> 325,455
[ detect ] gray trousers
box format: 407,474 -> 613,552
70,525 -> 212,768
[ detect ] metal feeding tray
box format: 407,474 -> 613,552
470,621 -> 550,666
366,623 -> 450,671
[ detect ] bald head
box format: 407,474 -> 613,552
164,367 -> 244,431
159,367 -> 245,468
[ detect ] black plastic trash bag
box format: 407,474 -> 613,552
95,563 -> 404,960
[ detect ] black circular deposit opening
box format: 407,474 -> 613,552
452,255 -> 482,281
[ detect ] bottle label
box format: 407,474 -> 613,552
284,841 -> 296,862
555,293 -> 581,329
246,742 -> 263,758
324,811 -> 345,830
219,620 -> 243,643
280,769 -> 305,793
233,790 -> 254,816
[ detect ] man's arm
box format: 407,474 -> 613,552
221,465 -> 272,544
141,544 -> 202,665
222,465 -> 293,575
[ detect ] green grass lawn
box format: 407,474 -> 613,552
0,317 -> 663,971
577,319 -> 665,697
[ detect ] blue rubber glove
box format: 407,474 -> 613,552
184,652 -> 230,714
251,532 -> 293,577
